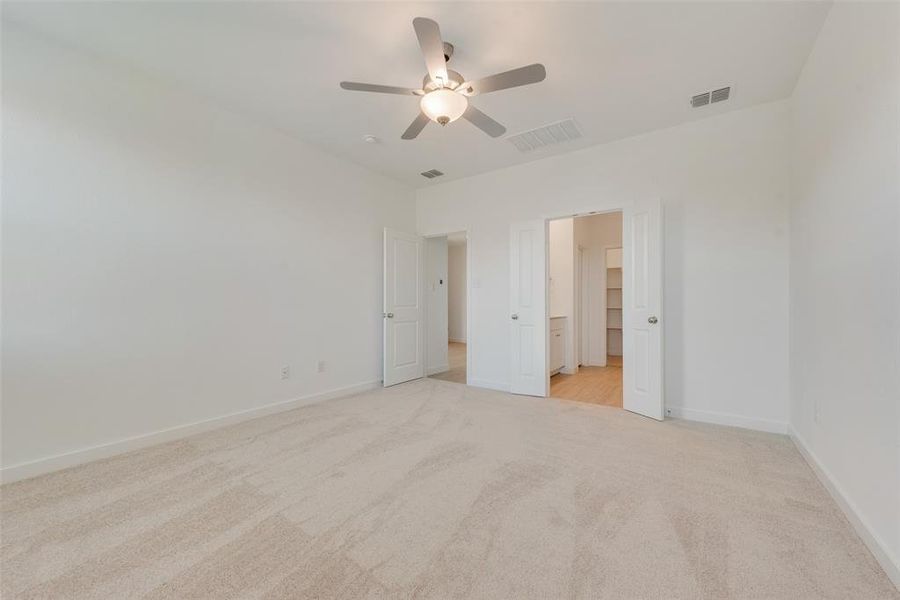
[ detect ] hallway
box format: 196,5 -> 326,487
430,342 -> 466,384
550,356 -> 622,407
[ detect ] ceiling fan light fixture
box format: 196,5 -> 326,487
420,89 -> 468,126
339,18 -> 546,139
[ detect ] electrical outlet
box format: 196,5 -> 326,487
281,365 -> 290,380
316,360 -> 326,373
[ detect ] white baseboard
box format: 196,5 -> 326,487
666,406 -> 788,434
427,363 -> 450,376
448,338 -> 466,344
468,378 -> 509,392
0,380 -> 382,485
464,388 -> 788,436
789,427 -> 900,590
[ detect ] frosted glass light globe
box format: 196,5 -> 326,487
420,89 -> 468,126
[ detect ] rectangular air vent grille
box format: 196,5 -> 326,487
710,86 -> 730,103
507,118 -> 583,153
420,169 -> 444,179
692,86 -> 731,108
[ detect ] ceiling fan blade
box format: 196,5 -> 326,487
340,82 -> 421,95
462,105 -> 506,138
462,64 -> 546,96
401,112 -> 430,140
412,17 -> 449,86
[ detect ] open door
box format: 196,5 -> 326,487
384,228 -> 425,386
622,199 -> 664,419
509,220 -> 548,397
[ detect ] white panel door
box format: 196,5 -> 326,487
622,199 -> 664,419
384,229 -> 425,387
509,220 -> 548,397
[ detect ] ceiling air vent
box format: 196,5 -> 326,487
710,86 -> 731,103
420,169 -> 444,179
692,86 -> 731,108
507,118 -> 582,153
691,92 -> 710,108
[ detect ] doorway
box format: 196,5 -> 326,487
426,232 -> 468,384
548,213 -> 624,407
508,198 -> 663,420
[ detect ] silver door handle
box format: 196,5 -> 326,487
384,312 -> 394,319
511,314 -> 519,320
648,316 -> 658,324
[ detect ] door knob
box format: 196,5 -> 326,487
511,314 -> 519,320
648,316 -> 658,324
384,312 -> 394,319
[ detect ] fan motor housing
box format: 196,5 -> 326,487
422,69 -> 465,92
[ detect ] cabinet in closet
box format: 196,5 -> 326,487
550,316 -> 566,375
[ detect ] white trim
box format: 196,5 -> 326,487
468,378 -> 510,393
666,406 -> 788,434
0,380 -> 381,485
790,426 -> 900,590
427,363 -> 450,376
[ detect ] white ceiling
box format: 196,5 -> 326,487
3,1 -> 830,188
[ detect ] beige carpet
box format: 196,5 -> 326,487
2,379 -> 897,599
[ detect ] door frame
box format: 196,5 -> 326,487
423,230 -> 471,385
543,202 -> 664,416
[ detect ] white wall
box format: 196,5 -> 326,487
574,213 -> 622,365
417,100 -> 791,433
549,218 -> 574,320
1,25 -> 415,475
447,241 -> 467,343
788,1 -> 900,585
548,218 -> 575,372
426,237 -> 449,372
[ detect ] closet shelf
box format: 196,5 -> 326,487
606,248 -> 624,357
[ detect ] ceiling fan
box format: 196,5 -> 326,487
340,17 -> 547,140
